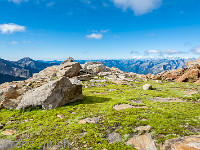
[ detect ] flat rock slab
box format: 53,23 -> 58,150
135,125 -> 152,132
185,91 -> 199,95
161,135 -> 200,150
131,100 -> 143,104
151,97 -> 185,103
78,116 -> 100,124
2,130 -> 16,135
126,133 -> 157,150
113,104 -> 148,110
107,132 -> 122,144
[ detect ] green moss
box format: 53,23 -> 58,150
0,79 -> 200,149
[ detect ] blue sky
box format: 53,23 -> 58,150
0,0 -> 200,60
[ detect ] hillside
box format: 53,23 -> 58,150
0,59 -> 199,150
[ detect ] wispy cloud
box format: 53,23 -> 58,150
46,2 -> 55,7
10,41 -> 18,45
0,23 -> 26,34
86,33 -> 103,40
111,0 -> 162,15
145,49 -> 186,55
191,46 -> 200,54
8,0 -> 28,4
100,29 -> 109,33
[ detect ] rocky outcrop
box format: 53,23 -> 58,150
0,58 -> 83,110
143,58 -> 200,83
161,135 -> 200,150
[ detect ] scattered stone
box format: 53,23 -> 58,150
130,100 -> 143,104
141,118 -> 148,121
151,97 -> 185,103
2,130 -> 16,135
113,104 -> 148,110
135,125 -> 152,132
126,133 -> 157,150
107,132 -> 122,144
113,104 -> 133,110
108,89 -> 117,92
78,116 -> 100,124
161,135 -> 200,150
143,84 -> 152,90
155,80 -> 162,83
57,114 -> 64,119
78,120 -> 87,124
185,91 -> 199,95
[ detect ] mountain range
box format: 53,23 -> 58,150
0,57 -> 195,84
0,57 -> 59,84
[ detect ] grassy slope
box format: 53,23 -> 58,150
0,79 -> 200,150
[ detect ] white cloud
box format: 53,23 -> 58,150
8,0 -> 28,4
191,46 -> 200,54
0,23 -> 26,34
100,29 -> 109,33
10,41 -> 18,45
111,0 -> 162,15
46,2 -> 55,7
162,49 -> 184,54
86,33 -> 103,40
146,49 -> 161,54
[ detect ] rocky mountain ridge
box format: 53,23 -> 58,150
0,57 -> 59,84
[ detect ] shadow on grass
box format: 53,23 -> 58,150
67,95 -> 111,106
16,96 -> 111,112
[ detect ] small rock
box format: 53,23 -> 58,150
155,80 -> 162,83
135,125 -> 152,132
2,130 -> 16,135
143,84 -> 152,90
78,120 -> 87,124
78,116 -> 100,124
107,132 -> 122,144
151,97 -> 185,103
126,133 -> 157,150
57,114 -> 64,119
113,104 -> 133,110
185,91 -> 199,95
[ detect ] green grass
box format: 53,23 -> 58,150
0,80 -> 200,149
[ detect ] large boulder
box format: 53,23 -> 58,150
0,58 -> 83,110
82,62 -> 108,74
34,61 -> 82,80
16,77 -> 83,110
161,135 -> 200,150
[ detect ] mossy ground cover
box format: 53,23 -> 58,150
0,79 -> 200,149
